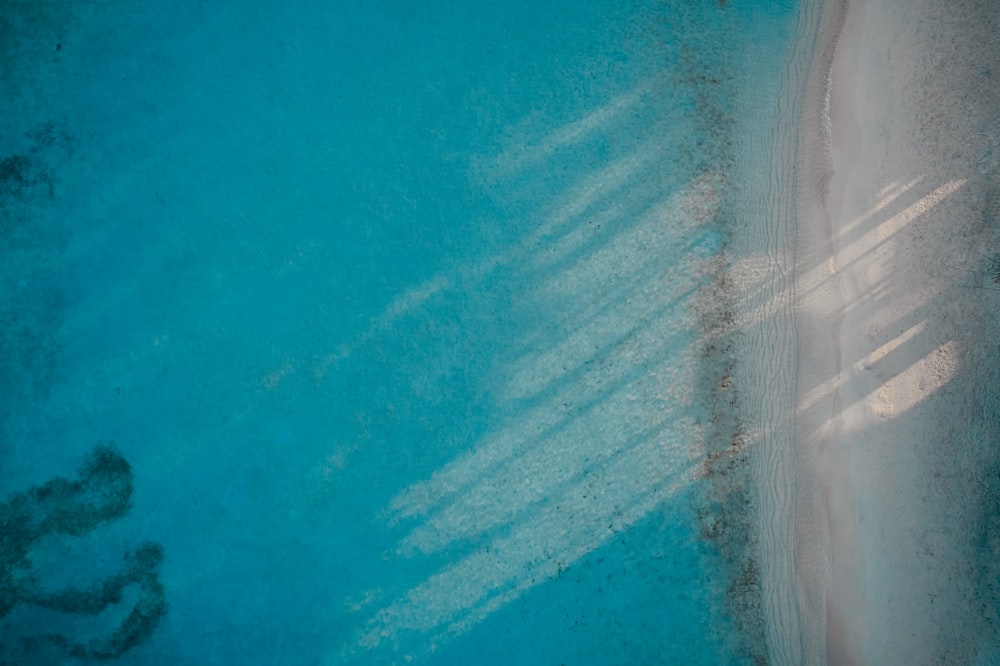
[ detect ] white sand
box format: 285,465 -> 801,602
795,0 -> 1000,663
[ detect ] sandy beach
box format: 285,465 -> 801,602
794,0 -> 1000,663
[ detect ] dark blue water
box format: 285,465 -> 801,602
1,1 -> 798,663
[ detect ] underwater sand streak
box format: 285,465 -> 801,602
339,77 -> 735,652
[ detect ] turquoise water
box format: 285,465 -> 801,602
1,1 -> 798,663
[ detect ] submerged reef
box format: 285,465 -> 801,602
0,122 -> 64,208
0,444 -> 167,661
0,123 -> 74,435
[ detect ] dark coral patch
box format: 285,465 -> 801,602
0,444 -> 167,661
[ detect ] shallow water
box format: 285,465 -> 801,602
1,1 -> 799,663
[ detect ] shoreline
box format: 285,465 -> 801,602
793,0 -> 860,661
723,0 -> 827,663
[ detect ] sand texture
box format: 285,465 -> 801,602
795,0 -> 1000,663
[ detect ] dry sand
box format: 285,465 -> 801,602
794,0 -> 1000,663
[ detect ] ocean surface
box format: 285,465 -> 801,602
1,1 -> 801,663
